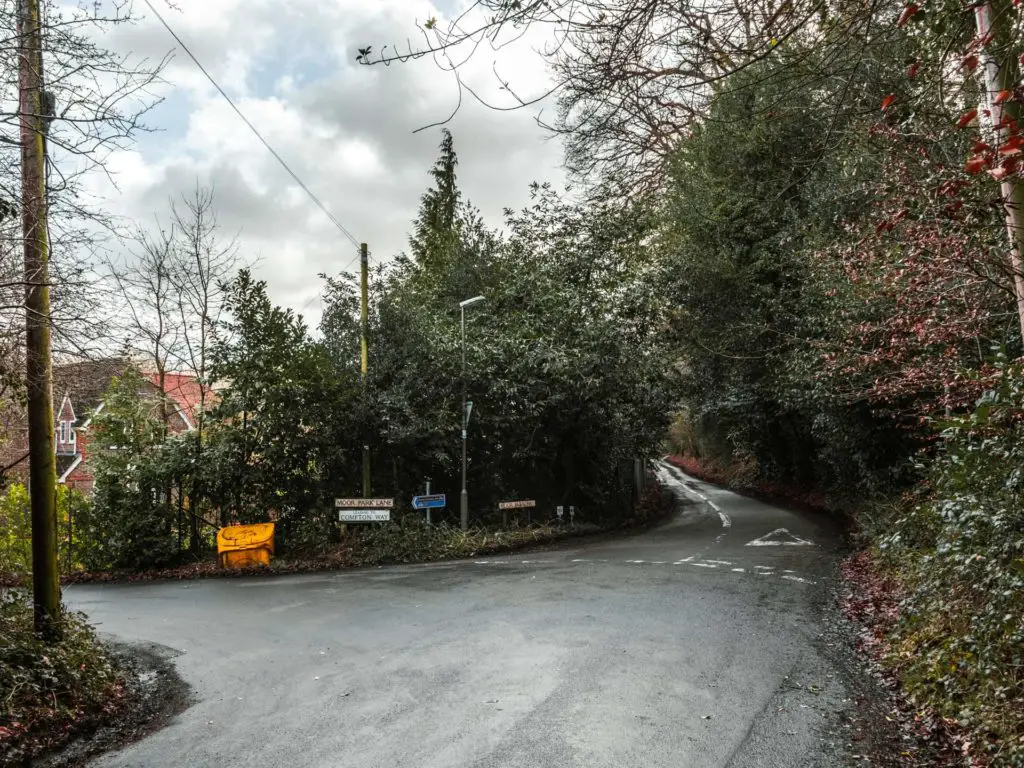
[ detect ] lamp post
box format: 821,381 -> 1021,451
459,295 -> 485,531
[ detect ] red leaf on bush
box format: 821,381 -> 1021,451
897,4 -> 921,25
999,135 -> 1023,156
956,109 -> 978,128
972,140 -> 991,153
961,54 -> 979,72
881,93 -> 896,110
964,154 -> 988,174
993,89 -> 1013,105
907,60 -> 921,78
989,158 -> 1018,180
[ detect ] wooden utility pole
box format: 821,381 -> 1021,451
974,0 -> 1024,345
19,0 -> 61,638
360,242 -> 371,498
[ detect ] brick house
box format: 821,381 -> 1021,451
0,358 -> 208,494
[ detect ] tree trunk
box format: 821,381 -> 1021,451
19,0 -> 61,639
975,0 -> 1024,345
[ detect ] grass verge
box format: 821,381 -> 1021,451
52,484 -> 676,585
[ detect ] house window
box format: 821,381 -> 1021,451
59,421 -> 67,442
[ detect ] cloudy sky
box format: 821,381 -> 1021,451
85,0 -> 565,328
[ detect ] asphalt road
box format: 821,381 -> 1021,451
67,464 -> 852,768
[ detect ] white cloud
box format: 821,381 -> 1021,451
81,0 -> 566,328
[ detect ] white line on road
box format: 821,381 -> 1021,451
782,575 -> 816,584
690,562 -> 718,568
731,568 -> 746,573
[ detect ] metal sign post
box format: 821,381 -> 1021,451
556,505 -> 564,524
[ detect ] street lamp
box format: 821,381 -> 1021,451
459,295 -> 485,531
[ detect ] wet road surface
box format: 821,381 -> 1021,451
67,463 -> 851,768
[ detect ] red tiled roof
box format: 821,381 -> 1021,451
143,372 -> 213,426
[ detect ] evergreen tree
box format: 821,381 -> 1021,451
409,129 -> 461,270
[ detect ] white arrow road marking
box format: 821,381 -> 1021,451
745,528 -> 815,547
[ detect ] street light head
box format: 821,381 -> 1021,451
459,295 -> 486,309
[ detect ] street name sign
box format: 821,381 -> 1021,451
335,498 -> 394,508
498,499 -> 536,510
412,494 -> 447,510
338,509 -> 391,523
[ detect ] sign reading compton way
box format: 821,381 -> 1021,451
336,497 -> 394,523
497,499 -> 536,510
338,509 -> 391,522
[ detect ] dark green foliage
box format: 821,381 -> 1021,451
662,61 -> 912,499
86,368 -> 181,571
880,362 -> 1024,762
409,128 -> 461,270
0,590 -> 121,764
320,170 -> 678,523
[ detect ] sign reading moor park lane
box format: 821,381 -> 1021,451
336,498 -> 394,523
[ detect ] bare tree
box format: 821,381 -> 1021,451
0,0 -> 168,371
357,0 -> 884,194
167,184 -> 243,548
109,224 -> 182,433
168,185 -> 241,419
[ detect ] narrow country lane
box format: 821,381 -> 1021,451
66,466 -> 851,768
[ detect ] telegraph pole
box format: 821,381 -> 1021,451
360,242 -> 370,498
19,0 -> 61,639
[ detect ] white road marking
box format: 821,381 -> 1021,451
745,528 -> 815,547
782,575 -> 816,584
449,549 -> 815,585
267,601 -> 310,613
717,510 -> 731,528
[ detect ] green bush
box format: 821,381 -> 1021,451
348,516 -> 570,566
0,484 -> 92,578
881,362 -> 1024,765
0,590 -> 122,764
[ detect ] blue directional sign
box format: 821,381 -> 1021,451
412,494 -> 447,510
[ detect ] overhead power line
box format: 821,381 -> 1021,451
143,0 -> 361,251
